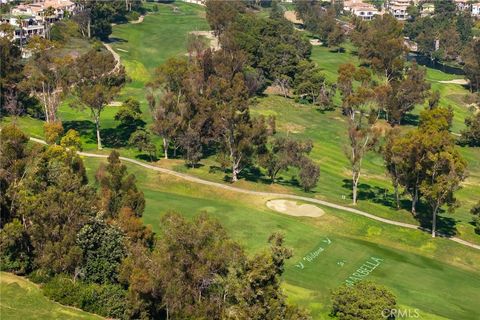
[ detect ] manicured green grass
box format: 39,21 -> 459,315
0,272 -> 102,320
82,156 -> 480,320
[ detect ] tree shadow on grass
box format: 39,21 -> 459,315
207,165 -> 301,188
329,47 -> 345,53
64,119 -> 146,149
416,210 -> 458,237
341,179 -> 458,236
63,120 -> 96,144
101,121 -> 145,148
107,37 -> 128,44
315,106 -> 337,114
342,179 -> 396,208
135,153 -> 159,162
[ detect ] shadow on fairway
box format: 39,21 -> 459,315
208,165 -> 302,188
417,211 -> 458,237
101,121 -> 146,148
342,179 -> 458,237
63,120 -> 96,144
135,153 -> 159,162
108,37 -> 128,44
342,179 -> 395,208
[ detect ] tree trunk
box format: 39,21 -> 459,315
411,187 -> 418,215
231,160 -> 239,182
163,137 -> 168,159
431,207 -> 438,238
95,116 -> 102,150
352,174 -> 359,205
394,183 -> 400,210
87,18 -> 91,38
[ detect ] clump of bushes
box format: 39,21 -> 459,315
43,275 -> 128,319
126,11 -> 140,22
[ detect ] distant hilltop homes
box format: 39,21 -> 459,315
342,0 -> 480,21
0,0 -> 75,43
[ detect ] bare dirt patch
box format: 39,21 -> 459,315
189,31 -> 220,51
266,199 -> 325,217
108,101 -> 122,107
284,10 -> 303,24
280,122 -> 305,134
264,85 -> 290,97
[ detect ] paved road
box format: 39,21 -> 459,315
28,136 -> 480,250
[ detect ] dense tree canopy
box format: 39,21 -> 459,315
353,14 -> 407,82
331,281 -> 397,320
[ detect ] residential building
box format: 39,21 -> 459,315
454,0 -> 470,11
344,0 -> 380,20
0,14 -> 45,43
387,0 -> 419,20
182,0 -> 206,6
389,4 -> 409,19
421,3 -> 435,17
12,0 -> 75,22
473,3 -> 480,16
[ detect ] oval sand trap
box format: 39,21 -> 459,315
266,200 -> 325,218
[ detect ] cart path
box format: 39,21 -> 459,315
27,136 -> 480,251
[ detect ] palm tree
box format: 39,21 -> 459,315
43,6 -> 56,40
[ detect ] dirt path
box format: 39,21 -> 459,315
102,43 -> 121,74
26,136 -> 480,251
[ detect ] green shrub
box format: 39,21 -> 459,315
0,219 -> 32,274
331,281 -> 397,320
126,11 -> 140,22
43,275 -> 128,318
28,269 -> 53,284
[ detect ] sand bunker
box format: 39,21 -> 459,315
284,11 -> 303,25
310,39 -> 323,46
438,79 -> 469,85
266,200 -> 325,217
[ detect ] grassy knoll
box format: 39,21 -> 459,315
82,156 -> 480,320
0,272 -> 102,320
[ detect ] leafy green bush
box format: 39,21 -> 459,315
126,11 -> 140,22
331,281 -> 397,320
43,275 -> 128,318
28,269 -> 53,284
0,219 -> 32,274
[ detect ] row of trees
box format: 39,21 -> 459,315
1,21 -> 126,150
383,108 -> 467,237
146,30 -> 319,188
0,125 -> 310,319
